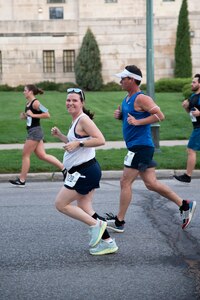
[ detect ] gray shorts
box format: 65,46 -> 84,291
26,126 -> 44,141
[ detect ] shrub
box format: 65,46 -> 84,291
155,78 -> 191,92
182,83 -> 192,98
57,82 -> 78,92
174,0 -> 192,78
0,84 -> 14,91
140,83 -> 146,90
35,81 -> 58,91
13,85 -> 25,92
100,81 -> 121,91
75,28 -> 103,91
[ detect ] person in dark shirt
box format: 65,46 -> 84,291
9,84 -> 66,187
174,74 -> 200,183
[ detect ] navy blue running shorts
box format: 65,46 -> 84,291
64,159 -> 101,195
125,145 -> 157,171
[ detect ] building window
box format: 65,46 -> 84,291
43,50 -> 55,73
0,52 -> 2,74
105,0 -> 118,3
163,0 -> 175,2
49,7 -> 64,19
47,0 -> 65,3
63,50 -> 75,72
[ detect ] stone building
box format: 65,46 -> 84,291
0,0 -> 199,87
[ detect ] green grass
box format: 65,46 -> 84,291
0,91 -> 192,144
0,146 -> 198,173
0,90 -> 194,173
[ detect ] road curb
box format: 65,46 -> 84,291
2,169 -> 200,183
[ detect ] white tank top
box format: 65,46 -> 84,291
63,113 -> 95,170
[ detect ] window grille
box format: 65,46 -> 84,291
43,50 -> 55,73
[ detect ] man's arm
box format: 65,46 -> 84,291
182,99 -> 190,113
127,94 -> 165,126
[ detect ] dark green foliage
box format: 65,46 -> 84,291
174,0 -> 192,78
35,81 -> 58,90
100,81 -> 121,91
74,28 -> 103,91
182,82 -> 192,98
57,82 -> 78,92
140,83 -> 146,90
13,85 -> 25,92
0,84 -> 14,91
155,78 -> 191,92
0,78 -> 192,93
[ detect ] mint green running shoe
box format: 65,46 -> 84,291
89,219 -> 107,247
89,239 -> 118,255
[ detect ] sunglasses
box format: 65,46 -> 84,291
67,88 -> 85,100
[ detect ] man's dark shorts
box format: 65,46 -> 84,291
188,128 -> 200,151
125,145 -> 157,171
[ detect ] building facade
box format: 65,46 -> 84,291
0,0 -> 199,86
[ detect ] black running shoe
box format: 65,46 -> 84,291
105,213 -> 125,233
174,173 -> 191,183
9,178 -> 25,187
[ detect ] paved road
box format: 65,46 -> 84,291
0,179 -> 199,300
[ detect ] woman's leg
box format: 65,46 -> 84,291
20,139 -> 39,181
55,187 -> 97,226
34,140 -> 63,170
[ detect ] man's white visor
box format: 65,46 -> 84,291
115,69 -> 142,81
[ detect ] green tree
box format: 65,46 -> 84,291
74,28 -> 103,91
174,0 -> 192,78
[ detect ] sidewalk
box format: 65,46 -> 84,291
2,140 -> 200,182
0,140 -> 188,150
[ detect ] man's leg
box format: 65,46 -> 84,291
186,148 -> 196,176
117,167 -> 139,221
106,167 -> 139,232
140,167 -> 183,206
140,167 -> 196,229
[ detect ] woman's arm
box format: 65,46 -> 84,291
51,126 -> 68,144
28,99 -> 50,119
62,116 -> 105,153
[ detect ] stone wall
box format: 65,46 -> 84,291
0,0 -> 199,86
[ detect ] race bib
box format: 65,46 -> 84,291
124,151 -> 135,167
64,171 -> 81,187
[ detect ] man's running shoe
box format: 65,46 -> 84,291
88,219 -> 107,247
174,173 -> 191,183
89,239 -> 118,255
105,213 -> 125,233
9,178 -> 25,187
179,200 -> 196,229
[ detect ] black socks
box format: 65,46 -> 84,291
92,213 -> 110,240
115,216 -> 125,226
